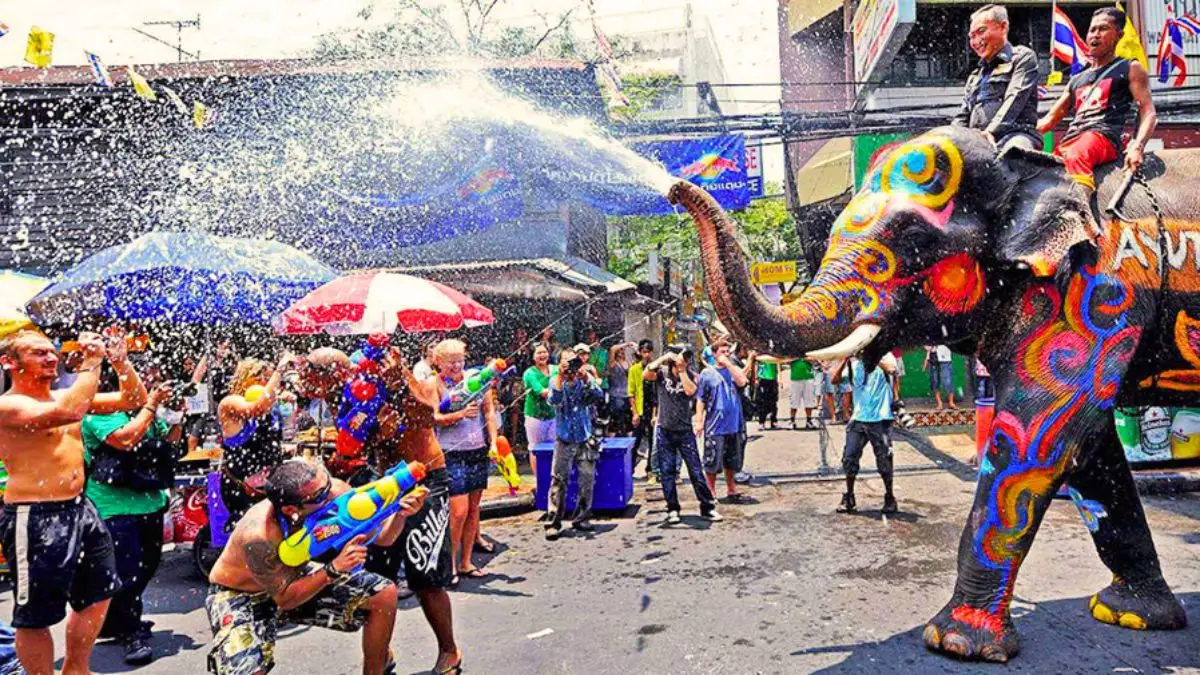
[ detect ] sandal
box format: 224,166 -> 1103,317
460,567 -> 488,579
473,538 -> 495,554
432,650 -> 464,674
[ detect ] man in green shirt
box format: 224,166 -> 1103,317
787,359 -> 819,430
755,360 -> 780,431
81,383 -> 181,666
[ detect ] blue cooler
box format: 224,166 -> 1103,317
534,438 -> 635,513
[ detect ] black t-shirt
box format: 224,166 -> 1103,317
654,366 -> 697,432
1065,58 -> 1134,150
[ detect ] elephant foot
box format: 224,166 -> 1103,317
1090,578 -> 1188,631
922,603 -> 1019,663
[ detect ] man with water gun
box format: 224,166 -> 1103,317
206,460 -> 427,675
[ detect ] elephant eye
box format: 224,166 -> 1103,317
888,215 -> 940,264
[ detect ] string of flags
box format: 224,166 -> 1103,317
3,21 -> 215,128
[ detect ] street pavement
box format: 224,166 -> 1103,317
14,422 -> 1199,674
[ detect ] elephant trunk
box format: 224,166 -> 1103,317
668,181 -> 870,358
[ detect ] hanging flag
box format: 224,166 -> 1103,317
1177,15 -> 1200,35
0,21 -> 10,38
24,26 -> 54,68
1037,85 -> 1050,99
1114,2 -> 1149,69
161,85 -> 189,115
1047,70 -> 1064,86
1052,6 -> 1091,74
126,66 -> 157,101
84,51 -> 112,87
1157,18 -> 1188,86
193,100 -> 213,129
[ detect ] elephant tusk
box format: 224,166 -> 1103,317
805,324 -> 882,361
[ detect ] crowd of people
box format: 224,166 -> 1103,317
0,314 -> 999,675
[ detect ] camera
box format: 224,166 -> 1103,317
563,356 -> 584,375
163,380 -> 199,406
666,344 -> 694,363
892,399 -> 916,429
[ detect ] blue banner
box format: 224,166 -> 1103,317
526,133 -> 751,216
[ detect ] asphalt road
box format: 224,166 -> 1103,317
12,425 -> 1199,674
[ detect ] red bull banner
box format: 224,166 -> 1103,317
535,133 -> 752,216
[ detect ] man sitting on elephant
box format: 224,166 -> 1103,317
954,4 -> 1041,152
1038,7 -> 1157,198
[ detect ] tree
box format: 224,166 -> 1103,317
311,0 -> 580,60
607,183 -> 803,284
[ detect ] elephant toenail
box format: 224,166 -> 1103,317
1092,602 -> 1117,624
942,632 -> 972,657
1118,612 -> 1147,630
922,624 -> 942,648
1089,594 -> 1099,611
980,644 -> 1009,663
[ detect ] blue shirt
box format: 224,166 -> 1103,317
697,367 -> 743,436
548,378 -> 604,443
850,358 -> 893,423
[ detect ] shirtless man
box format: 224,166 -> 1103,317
0,329 -> 148,675
301,346 -> 462,674
207,460 -> 425,675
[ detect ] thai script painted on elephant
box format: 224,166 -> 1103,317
974,266 -> 1140,612
1111,223 -> 1200,273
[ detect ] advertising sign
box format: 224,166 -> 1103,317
750,261 -> 798,285
745,142 -> 764,198
1116,406 -> 1200,465
852,0 -> 916,99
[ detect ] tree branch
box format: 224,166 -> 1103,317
525,9 -> 575,55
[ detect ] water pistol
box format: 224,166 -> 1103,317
490,435 -> 521,494
336,334 -> 398,459
277,460 -> 427,568
438,358 -> 517,414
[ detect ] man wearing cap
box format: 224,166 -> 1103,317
953,4 -> 1041,151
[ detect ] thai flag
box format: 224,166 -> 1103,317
1052,6 -> 1091,74
1177,15 -> 1200,35
85,51 -> 112,88
1157,18 -> 1188,86
1037,85 -> 1049,99
0,22 -> 9,38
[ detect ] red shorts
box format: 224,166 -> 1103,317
1054,131 -> 1119,190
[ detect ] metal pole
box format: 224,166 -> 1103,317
843,0 -> 856,110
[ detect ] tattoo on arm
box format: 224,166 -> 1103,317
245,539 -> 303,595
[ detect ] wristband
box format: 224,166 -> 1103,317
323,561 -> 347,581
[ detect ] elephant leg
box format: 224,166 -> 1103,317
923,406 -> 1079,662
1066,420 -> 1187,631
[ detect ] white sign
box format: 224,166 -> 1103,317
852,0 -> 916,99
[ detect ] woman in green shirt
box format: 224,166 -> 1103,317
522,343 -> 558,474
82,381 -> 182,666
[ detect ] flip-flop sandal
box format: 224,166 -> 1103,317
432,651 -> 464,674
460,568 -> 488,578
473,539 -> 495,554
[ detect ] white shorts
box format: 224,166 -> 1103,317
789,380 -> 818,409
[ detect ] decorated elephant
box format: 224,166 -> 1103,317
670,124 -> 1196,662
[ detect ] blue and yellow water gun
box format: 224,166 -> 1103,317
277,460 -> 427,568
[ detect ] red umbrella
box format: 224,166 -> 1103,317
276,272 -> 494,335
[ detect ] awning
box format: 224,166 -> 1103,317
373,256 -> 636,302
788,0 -> 842,35
794,137 -> 853,206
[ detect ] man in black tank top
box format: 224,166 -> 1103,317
1037,7 -> 1157,194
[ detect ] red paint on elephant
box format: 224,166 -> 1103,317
950,605 -> 1006,636
923,254 -> 985,314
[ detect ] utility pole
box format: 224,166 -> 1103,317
133,14 -> 201,62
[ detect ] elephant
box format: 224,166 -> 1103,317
669,124 -> 1196,662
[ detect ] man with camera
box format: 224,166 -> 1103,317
645,346 -> 720,525
0,328 -> 148,675
545,348 -> 605,540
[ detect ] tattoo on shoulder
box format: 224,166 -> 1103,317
244,539 -> 302,591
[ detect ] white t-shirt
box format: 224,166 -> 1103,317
933,345 -> 952,363
413,359 -> 434,381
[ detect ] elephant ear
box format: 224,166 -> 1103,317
993,146 -> 1097,277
